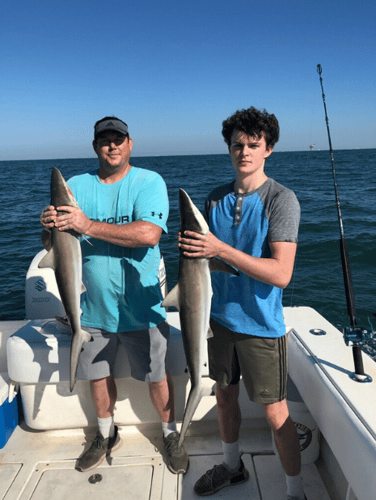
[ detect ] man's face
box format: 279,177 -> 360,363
93,131 -> 133,171
229,130 -> 273,177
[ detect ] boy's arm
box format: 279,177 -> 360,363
179,231 -> 297,289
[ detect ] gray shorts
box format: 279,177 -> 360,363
208,319 -> 288,404
76,321 -> 170,383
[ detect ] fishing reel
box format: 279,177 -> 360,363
343,315 -> 376,347
342,317 -> 376,383
343,326 -> 374,347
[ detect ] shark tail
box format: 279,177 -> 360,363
70,329 -> 93,392
178,383 -> 202,448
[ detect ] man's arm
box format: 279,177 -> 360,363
179,230 -> 297,289
40,205 -> 162,248
77,216 -> 162,247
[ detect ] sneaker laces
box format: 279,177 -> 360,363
164,433 -> 179,452
165,440 -> 177,453
206,464 -> 232,488
91,434 -> 106,450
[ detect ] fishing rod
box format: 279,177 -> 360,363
317,64 -> 372,382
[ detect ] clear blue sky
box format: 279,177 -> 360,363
1,0 -> 375,160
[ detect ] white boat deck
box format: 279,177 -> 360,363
4,307 -> 376,500
1,419 -> 330,500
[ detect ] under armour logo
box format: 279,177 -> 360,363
151,212 -> 163,219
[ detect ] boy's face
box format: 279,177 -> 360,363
229,130 -> 273,178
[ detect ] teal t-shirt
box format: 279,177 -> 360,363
68,167 -> 169,332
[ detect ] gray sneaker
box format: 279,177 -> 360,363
194,458 -> 249,496
163,432 -> 189,474
75,426 -> 122,472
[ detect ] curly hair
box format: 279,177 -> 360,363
222,107 -> 280,149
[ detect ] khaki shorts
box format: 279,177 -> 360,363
208,319 -> 288,404
76,321 -> 170,383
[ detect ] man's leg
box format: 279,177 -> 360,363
264,400 -> 304,499
76,375 -> 122,472
148,372 -> 174,423
90,375 -> 117,439
149,372 -> 189,474
119,323 -> 188,474
91,375 -> 117,418
122,323 -> 175,426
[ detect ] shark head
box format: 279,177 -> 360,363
179,189 -> 209,235
50,168 -> 79,209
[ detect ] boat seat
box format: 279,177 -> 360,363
7,314 -> 187,384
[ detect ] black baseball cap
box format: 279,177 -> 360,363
94,119 -> 128,139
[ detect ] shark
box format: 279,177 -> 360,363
162,188 -> 239,448
39,167 -> 92,392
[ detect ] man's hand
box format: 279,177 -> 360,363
40,205 -> 93,235
53,205 -> 93,234
40,205 -> 57,230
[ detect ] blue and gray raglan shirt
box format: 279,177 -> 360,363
68,167 -> 169,333
205,177 -> 300,338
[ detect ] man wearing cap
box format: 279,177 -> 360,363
40,116 -> 189,474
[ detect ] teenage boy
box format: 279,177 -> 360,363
179,107 -> 304,499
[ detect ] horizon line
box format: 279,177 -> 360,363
1,147 -> 374,163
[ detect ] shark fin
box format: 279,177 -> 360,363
81,329 -> 93,343
81,234 -> 94,246
209,258 -> 239,276
38,249 -> 56,271
207,326 -> 214,339
55,315 -> 71,332
162,284 -> 180,310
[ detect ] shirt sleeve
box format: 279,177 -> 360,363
133,172 -> 169,233
268,189 -> 300,243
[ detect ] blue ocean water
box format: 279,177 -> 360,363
1,150 -> 375,356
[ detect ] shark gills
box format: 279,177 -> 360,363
39,168 -> 92,392
162,189 -> 238,448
